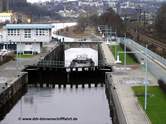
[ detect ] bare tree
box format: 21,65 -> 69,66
155,3 -> 166,38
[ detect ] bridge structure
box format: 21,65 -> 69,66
24,41 -> 112,87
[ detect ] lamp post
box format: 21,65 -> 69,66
144,44 -> 148,110
116,45 -> 149,110
16,42 -> 19,77
124,34 -> 127,69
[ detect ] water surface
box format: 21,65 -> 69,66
0,86 -> 112,124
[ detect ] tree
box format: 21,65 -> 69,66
98,8 -> 125,35
77,16 -> 88,32
155,3 -> 166,37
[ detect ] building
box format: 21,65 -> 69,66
1,24 -> 53,54
0,12 -> 13,23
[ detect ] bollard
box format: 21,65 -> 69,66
63,84 -> 66,89
75,84 -> 78,89
101,83 -> 104,87
58,84 -> 61,89
67,73 -> 70,83
70,84 -> 73,88
88,83 -> 91,88
52,84 -> 55,88
95,83 -> 98,87
82,84 -> 85,88
40,83 -> 43,88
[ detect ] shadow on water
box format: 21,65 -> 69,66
0,86 -> 27,121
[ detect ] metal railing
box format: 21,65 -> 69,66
119,38 -> 166,68
36,60 -> 105,68
37,60 -> 64,68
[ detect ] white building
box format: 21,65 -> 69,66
0,12 -> 13,24
1,24 -> 53,54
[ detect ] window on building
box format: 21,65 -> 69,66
8,29 -> 20,36
36,29 -> 47,36
24,29 -> 31,38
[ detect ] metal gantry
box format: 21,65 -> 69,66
98,25 -> 117,44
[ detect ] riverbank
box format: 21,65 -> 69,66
55,26 -> 97,39
133,86 -> 166,124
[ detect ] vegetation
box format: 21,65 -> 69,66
98,8 -> 125,35
77,8 -> 125,36
155,3 -> 166,39
110,45 -> 138,65
158,79 -> 166,93
11,2 -> 62,19
132,86 -> 166,124
16,54 -> 33,58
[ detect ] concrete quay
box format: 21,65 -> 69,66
101,43 -> 115,65
102,42 -> 155,124
0,42 -> 57,93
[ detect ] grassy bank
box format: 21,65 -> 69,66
132,86 -> 166,124
16,54 -> 34,58
110,45 -> 138,65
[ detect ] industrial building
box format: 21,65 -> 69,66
0,24 -> 53,54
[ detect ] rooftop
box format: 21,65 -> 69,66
4,24 -> 54,29
0,12 -> 13,16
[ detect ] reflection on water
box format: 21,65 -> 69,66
0,86 -> 112,124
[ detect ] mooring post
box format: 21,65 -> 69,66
88,83 -> 91,88
76,84 -> 78,89
46,83 -> 49,88
58,84 -> 61,89
95,83 -> 98,87
67,72 -> 70,83
52,84 -> 55,88
63,84 -> 66,88
70,84 -> 73,88
101,83 -> 104,87
40,83 -> 43,88
82,84 -> 85,88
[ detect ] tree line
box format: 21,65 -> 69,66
155,3 -> 166,39
77,8 -> 125,36
10,2 -> 62,19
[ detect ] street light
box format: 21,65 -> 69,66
115,44 -> 149,110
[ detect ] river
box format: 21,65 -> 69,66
0,86 -> 112,124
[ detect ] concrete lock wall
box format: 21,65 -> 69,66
105,72 -> 127,124
0,72 -> 28,119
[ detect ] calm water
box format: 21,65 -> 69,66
0,86 -> 112,124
